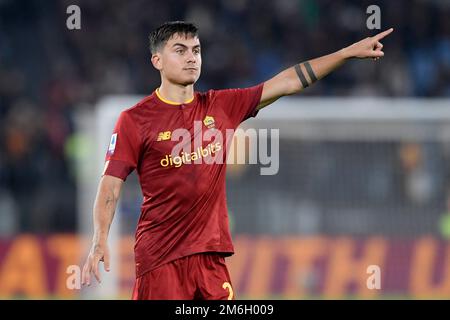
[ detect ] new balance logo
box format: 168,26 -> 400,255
157,131 -> 171,141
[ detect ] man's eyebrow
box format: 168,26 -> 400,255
172,43 -> 201,49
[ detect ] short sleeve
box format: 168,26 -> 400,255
215,83 -> 264,126
102,111 -> 141,181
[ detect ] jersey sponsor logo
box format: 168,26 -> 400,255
160,142 -> 222,168
157,131 -> 172,141
108,133 -> 117,155
203,115 -> 215,129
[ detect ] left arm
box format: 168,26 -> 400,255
257,28 -> 394,110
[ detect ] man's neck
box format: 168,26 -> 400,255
157,82 -> 195,104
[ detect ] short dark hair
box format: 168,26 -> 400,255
148,21 -> 198,54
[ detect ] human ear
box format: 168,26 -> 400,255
151,53 -> 162,71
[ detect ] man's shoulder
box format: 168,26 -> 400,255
202,84 -> 262,98
202,88 -> 233,95
194,88 -> 245,109
121,93 -> 158,116
199,88 -> 235,101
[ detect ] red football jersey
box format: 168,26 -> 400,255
103,84 -> 263,277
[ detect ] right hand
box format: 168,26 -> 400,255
342,28 -> 394,60
81,242 -> 110,286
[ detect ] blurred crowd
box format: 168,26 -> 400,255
0,0 -> 449,234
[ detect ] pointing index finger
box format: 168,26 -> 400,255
373,28 -> 394,41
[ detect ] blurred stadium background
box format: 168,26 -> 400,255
1,0 -> 450,299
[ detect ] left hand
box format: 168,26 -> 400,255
342,28 -> 394,61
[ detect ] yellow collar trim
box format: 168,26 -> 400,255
155,88 -> 194,105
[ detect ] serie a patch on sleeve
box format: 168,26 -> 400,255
108,133 -> 117,155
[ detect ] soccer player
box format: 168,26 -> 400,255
81,21 -> 393,299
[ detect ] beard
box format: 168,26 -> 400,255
165,69 -> 200,86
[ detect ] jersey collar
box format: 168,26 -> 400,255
155,88 -> 195,105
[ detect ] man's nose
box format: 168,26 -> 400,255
186,51 -> 196,63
